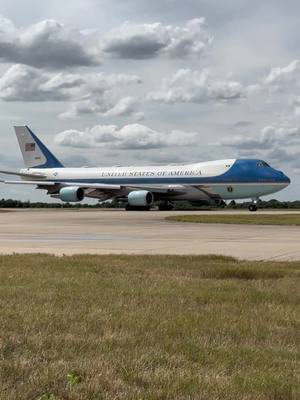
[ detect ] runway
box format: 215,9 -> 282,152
0,209 -> 300,260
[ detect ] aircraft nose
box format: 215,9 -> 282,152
277,170 -> 291,185
284,174 -> 291,185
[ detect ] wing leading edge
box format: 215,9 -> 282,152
0,179 -> 187,195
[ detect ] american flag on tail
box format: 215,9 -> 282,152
25,143 -> 35,152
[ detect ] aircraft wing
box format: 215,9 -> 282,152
0,179 -> 222,203
0,180 -> 187,194
0,180 -> 121,190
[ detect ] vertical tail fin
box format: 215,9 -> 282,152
14,126 -> 64,169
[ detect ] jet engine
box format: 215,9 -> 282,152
59,187 -> 85,202
128,190 -> 154,206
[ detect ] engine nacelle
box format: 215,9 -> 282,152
59,187 -> 85,202
128,190 -> 154,207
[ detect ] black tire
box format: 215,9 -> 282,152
125,204 -> 151,211
248,204 -> 258,212
158,204 -> 174,211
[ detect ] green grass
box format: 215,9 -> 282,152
166,213 -> 300,225
0,254 -> 299,400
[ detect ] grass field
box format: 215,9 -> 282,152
166,213 -> 300,225
0,254 -> 299,400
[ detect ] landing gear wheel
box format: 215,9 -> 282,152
220,200 -> 226,208
125,204 -> 151,211
158,203 -> 174,211
248,204 -> 258,212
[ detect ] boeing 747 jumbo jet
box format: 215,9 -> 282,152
0,126 -> 291,211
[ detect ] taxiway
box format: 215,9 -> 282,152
0,209 -> 299,260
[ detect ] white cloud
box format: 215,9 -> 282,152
54,123 -> 199,150
220,122 -> 300,163
256,60 -> 300,102
148,68 -> 245,104
0,16 -> 101,68
221,123 -> 300,150
0,64 -> 73,101
0,64 -> 142,117
39,72 -> 85,91
220,122 -> 300,168
0,16 -> 212,68
264,60 -> 299,85
59,96 -> 141,119
102,97 -> 141,117
221,122 -> 300,150
102,18 -> 212,59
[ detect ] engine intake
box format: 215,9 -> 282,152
59,187 -> 84,202
128,190 -> 154,207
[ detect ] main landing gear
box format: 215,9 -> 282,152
158,202 -> 174,211
125,204 -> 151,211
248,198 -> 259,212
248,204 -> 257,212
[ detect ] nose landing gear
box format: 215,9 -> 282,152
248,204 -> 257,212
248,198 -> 259,212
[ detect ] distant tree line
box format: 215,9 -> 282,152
227,199 -> 300,209
1,198 -> 300,209
0,198 -> 122,208
175,199 -> 300,209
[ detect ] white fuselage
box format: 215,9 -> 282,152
21,158 -> 289,202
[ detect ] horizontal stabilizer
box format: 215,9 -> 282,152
0,170 -> 46,179
0,180 -> 55,186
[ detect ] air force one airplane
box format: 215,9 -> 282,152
0,126 -> 291,211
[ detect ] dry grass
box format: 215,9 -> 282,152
0,254 -> 299,400
166,214 -> 300,225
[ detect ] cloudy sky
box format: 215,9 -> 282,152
1,0 -> 299,201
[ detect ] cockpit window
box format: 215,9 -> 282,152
257,161 -> 270,168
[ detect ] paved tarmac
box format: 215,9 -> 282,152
0,209 -> 299,260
